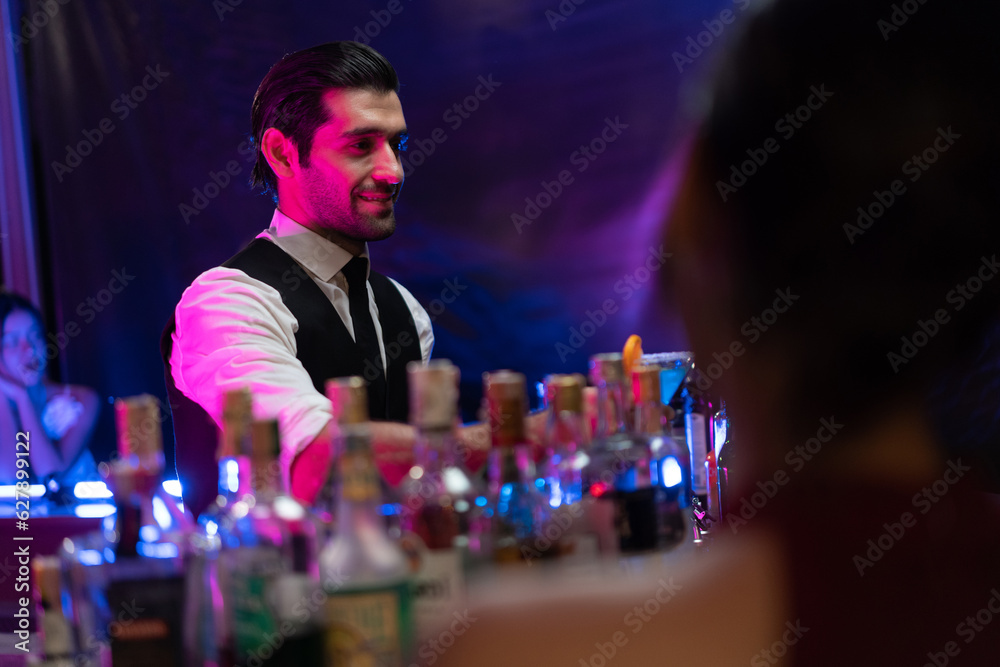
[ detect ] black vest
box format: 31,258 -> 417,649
160,239 -> 422,517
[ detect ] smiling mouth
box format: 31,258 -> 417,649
356,190 -> 395,204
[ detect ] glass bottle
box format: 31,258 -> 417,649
320,376 -> 414,666
398,359 -> 488,638
483,370 -> 550,564
681,366 -> 717,537
632,365 -> 688,550
61,394 -> 192,667
584,354 -> 663,554
540,373 -> 587,508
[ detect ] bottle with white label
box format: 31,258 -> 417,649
320,377 -> 414,666
398,359 -> 488,639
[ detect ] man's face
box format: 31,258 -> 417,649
295,87 -> 407,246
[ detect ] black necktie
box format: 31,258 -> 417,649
341,257 -> 386,417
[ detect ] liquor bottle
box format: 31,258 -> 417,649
483,370 -> 550,564
632,365 -> 688,550
215,403 -> 320,667
681,367 -> 717,538
64,394 -> 192,667
186,387 -> 252,667
584,354 -> 666,554
398,360 -> 487,638
320,376 -> 414,666
540,373 -> 587,507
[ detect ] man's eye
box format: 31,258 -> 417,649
351,140 -> 373,151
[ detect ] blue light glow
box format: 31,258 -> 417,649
660,457 -> 683,488
73,481 -> 113,500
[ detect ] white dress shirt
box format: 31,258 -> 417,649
170,209 -> 433,482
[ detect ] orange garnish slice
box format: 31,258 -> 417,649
623,334 -> 643,378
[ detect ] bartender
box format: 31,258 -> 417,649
163,42 -> 496,517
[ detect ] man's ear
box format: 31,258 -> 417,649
261,127 -> 299,180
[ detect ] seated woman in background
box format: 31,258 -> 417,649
0,292 -> 99,492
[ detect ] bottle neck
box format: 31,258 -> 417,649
595,379 -> 627,438
414,426 -> 464,471
545,409 -> 583,453
336,432 -> 383,517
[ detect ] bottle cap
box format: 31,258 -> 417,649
326,376 -> 369,425
114,394 -> 163,472
632,365 -> 661,404
589,353 -> 624,385
483,370 -> 526,446
408,359 -> 459,429
545,373 -> 584,413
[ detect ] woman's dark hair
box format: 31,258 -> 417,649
671,0 -> 1000,445
0,292 -> 44,333
249,41 -> 400,198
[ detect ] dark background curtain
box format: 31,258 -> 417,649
16,0 -> 734,466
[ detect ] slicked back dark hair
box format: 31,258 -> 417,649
250,41 -> 400,199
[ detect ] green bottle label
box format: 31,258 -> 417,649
324,580 -> 413,666
226,547 -> 283,659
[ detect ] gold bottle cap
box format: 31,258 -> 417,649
545,373 -> 585,413
589,353 -> 624,385
408,359 -> 459,429
483,370 -> 526,447
114,394 -> 163,472
326,376 -> 369,425
632,365 -> 661,404
219,387 -> 253,458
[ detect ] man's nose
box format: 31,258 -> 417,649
371,142 -> 403,186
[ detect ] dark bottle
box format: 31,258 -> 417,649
584,354 -> 664,554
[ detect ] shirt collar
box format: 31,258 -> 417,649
259,208 -> 369,282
